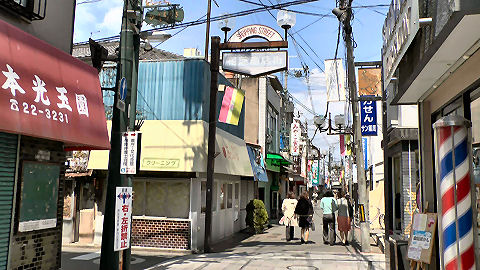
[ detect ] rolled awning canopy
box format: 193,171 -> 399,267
0,19 -> 110,150
88,120 -> 254,177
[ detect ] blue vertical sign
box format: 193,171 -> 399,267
362,138 -> 368,170
360,100 -> 377,136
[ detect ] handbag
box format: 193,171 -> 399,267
279,215 -> 286,225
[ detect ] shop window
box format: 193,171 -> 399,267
213,181 -> 218,211
132,180 -> 190,218
220,183 -> 226,210
201,181 -> 206,213
470,92 -> 480,239
0,0 -> 46,20
227,184 -> 233,208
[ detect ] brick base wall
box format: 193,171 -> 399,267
10,137 -> 65,270
131,218 -> 190,249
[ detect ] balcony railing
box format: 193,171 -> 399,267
0,0 -> 46,20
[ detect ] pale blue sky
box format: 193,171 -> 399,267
73,0 -> 389,154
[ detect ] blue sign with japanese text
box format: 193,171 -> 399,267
360,100 -> 377,136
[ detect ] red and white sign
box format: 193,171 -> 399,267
120,132 -> 138,174
0,19 -> 109,150
228,24 -> 283,43
114,187 -> 132,251
290,120 -> 300,156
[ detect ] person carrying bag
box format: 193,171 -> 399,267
280,192 -> 298,241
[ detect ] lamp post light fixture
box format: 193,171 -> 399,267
314,113 -> 351,135
218,15 -> 235,42
277,9 -> 295,41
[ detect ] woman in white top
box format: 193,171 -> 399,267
281,192 -> 298,241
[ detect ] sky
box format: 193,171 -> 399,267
73,0 -> 389,158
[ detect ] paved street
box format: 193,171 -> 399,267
61,247 -> 178,270
146,205 -> 385,270
61,205 -> 385,270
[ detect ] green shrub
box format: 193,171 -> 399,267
245,199 -> 269,233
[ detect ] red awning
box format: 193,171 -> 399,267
0,20 -> 110,150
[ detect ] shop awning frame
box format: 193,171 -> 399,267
392,10 -> 480,105
265,153 -> 293,166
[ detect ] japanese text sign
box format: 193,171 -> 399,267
114,187 -> 132,251
120,132 -> 138,174
0,20 -> 109,149
290,121 -> 301,156
360,100 -> 377,136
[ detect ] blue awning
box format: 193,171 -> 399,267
246,146 -> 268,182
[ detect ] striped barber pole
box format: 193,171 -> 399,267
434,116 -> 476,270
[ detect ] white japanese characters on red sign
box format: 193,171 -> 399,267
0,19 -> 110,150
120,132 -> 138,174
290,120 -> 301,156
114,187 -> 132,251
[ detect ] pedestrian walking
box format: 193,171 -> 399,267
336,190 -> 351,245
320,190 -> 337,245
280,192 -> 298,241
294,191 -> 314,244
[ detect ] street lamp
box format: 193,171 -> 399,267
218,15 -> 235,42
277,10 -> 296,41
314,113 -> 351,135
140,30 -> 171,51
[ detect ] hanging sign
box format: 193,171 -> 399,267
222,51 -> 287,77
120,131 -> 138,174
290,120 -> 301,156
228,24 -> 283,42
324,59 -> 346,102
360,100 -> 378,136
114,187 -> 132,251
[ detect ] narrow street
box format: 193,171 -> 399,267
146,205 -> 385,270
61,205 -> 385,270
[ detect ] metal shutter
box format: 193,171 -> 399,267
0,132 -> 17,270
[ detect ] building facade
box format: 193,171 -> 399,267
0,2 -> 110,269
382,0 -> 480,268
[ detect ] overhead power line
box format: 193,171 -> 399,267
77,0 -> 320,45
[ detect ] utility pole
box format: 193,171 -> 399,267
204,36 -> 220,253
100,0 -> 141,268
204,0 -> 212,60
341,0 -> 371,252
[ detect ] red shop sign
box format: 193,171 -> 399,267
0,20 -> 109,150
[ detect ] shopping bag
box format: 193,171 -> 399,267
279,215 -> 286,225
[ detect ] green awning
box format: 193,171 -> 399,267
266,153 -> 293,166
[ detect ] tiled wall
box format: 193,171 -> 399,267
10,137 -> 65,270
131,218 -> 190,250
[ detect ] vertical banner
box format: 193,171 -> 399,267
218,85 -> 245,126
340,134 -> 346,156
312,160 -> 319,186
345,134 -> 352,156
114,187 -> 132,251
360,100 -> 378,136
290,120 -> 301,156
433,116 -> 476,270
357,68 -> 382,96
324,59 -> 346,102
120,132 -> 138,174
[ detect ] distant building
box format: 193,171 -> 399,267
72,42 -> 255,252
